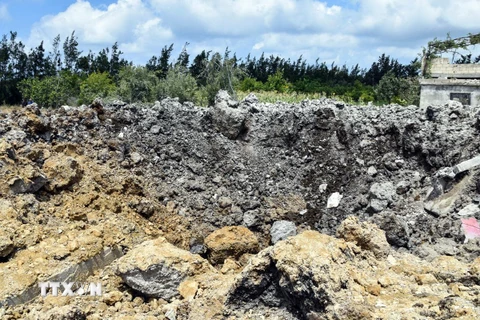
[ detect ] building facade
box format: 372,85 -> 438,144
420,58 -> 480,108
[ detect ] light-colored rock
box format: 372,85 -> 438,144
336,216 -> 390,258
318,183 -> 328,193
368,182 -> 395,212
178,280 -> 198,301
204,226 -> 259,264
270,220 -> 297,244
327,192 -> 343,208
218,196 -> 233,208
116,237 -> 214,301
457,203 -> 480,216
0,234 -> 14,258
42,156 -> 82,192
367,166 -> 377,176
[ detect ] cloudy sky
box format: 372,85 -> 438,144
0,0 -> 479,69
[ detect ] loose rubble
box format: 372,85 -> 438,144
1,92 -> 480,319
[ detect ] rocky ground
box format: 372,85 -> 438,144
0,92 -> 480,319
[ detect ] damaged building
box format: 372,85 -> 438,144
420,57 -> 480,108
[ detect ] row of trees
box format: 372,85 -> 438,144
1,30 -> 421,107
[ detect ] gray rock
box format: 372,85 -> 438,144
270,220 -> 297,244
116,237 -> 213,301
396,180 -> 410,195
218,196 -> 233,208
368,182 -> 395,212
210,91 -> 248,140
130,152 -> 143,165
243,210 -> 259,228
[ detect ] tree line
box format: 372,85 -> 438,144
0,30 -> 421,107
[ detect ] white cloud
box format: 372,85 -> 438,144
28,0 -> 172,57
24,0 -> 480,67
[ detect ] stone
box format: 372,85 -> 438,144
242,210 -> 259,228
178,280 -> 198,301
270,220 -> 297,244
116,237 -> 214,301
368,182 -> 395,212
367,166 -> 377,176
103,291 -> 123,305
218,196 -> 233,208
42,156 -> 82,192
130,152 -> 143,165
327,192 -> 343,208
457,203 -> 480,216
337,216 -> 390,258
210,91 -> 248,140
318,183 -> 328,193
204,226 -> 259,264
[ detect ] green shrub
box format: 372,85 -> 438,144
116,66 -> 158,103
156,66 -> 198,103
376,72 -> 420,106
78,72 -> 115,105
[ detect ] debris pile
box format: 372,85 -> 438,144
1,93 -> 480,319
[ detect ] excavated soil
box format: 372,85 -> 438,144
0,93 -> 480,319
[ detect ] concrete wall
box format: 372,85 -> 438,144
430,58 -> 480,78
420,79 -> 480,108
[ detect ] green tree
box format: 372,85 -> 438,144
376,72 -> 420,106
63,31 -> 81,72
156,65 -> 198,103
79,72 -> 116,104
116,66 -> 158,103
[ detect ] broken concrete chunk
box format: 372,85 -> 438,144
210,91 -> 249,140
457,203 -> 480,217
270,220 -> 297,244
327,192 -> 343,208
318,183 -> 328,193
368,182 -> 395,212
204,226 -> 259,265
116,237 -> 214,301
337,216 -> 390,258
367,166 -> 377,176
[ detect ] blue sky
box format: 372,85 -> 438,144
1,0 -> 479,68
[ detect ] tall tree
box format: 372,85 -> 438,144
63,31 -> 81,72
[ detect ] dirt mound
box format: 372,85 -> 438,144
1,94 -> 480,319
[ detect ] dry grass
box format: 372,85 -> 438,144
0,105 -> 21,113
236,90 -> 325,104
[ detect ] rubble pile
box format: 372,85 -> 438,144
0,93 -> 480,319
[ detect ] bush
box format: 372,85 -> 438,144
116,66 -> 158,103
156,66 -> 198,103
376,72 -> 420,106
78,72 -> 115,105
19,76 -> 68,108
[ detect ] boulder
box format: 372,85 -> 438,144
336,216 -> 390,258
204,226 -> 259,264
116,237 -> 214,301
42,156 -> 82,192
210,91 -> 249,140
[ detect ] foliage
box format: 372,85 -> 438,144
422,32 -> 480,76
18,76 -> 68,108
79,72 -> 116,105
1,28 -> 423,107
116,66 -> 158,103
156,65 -> 198,103
375,72 -> 420,106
